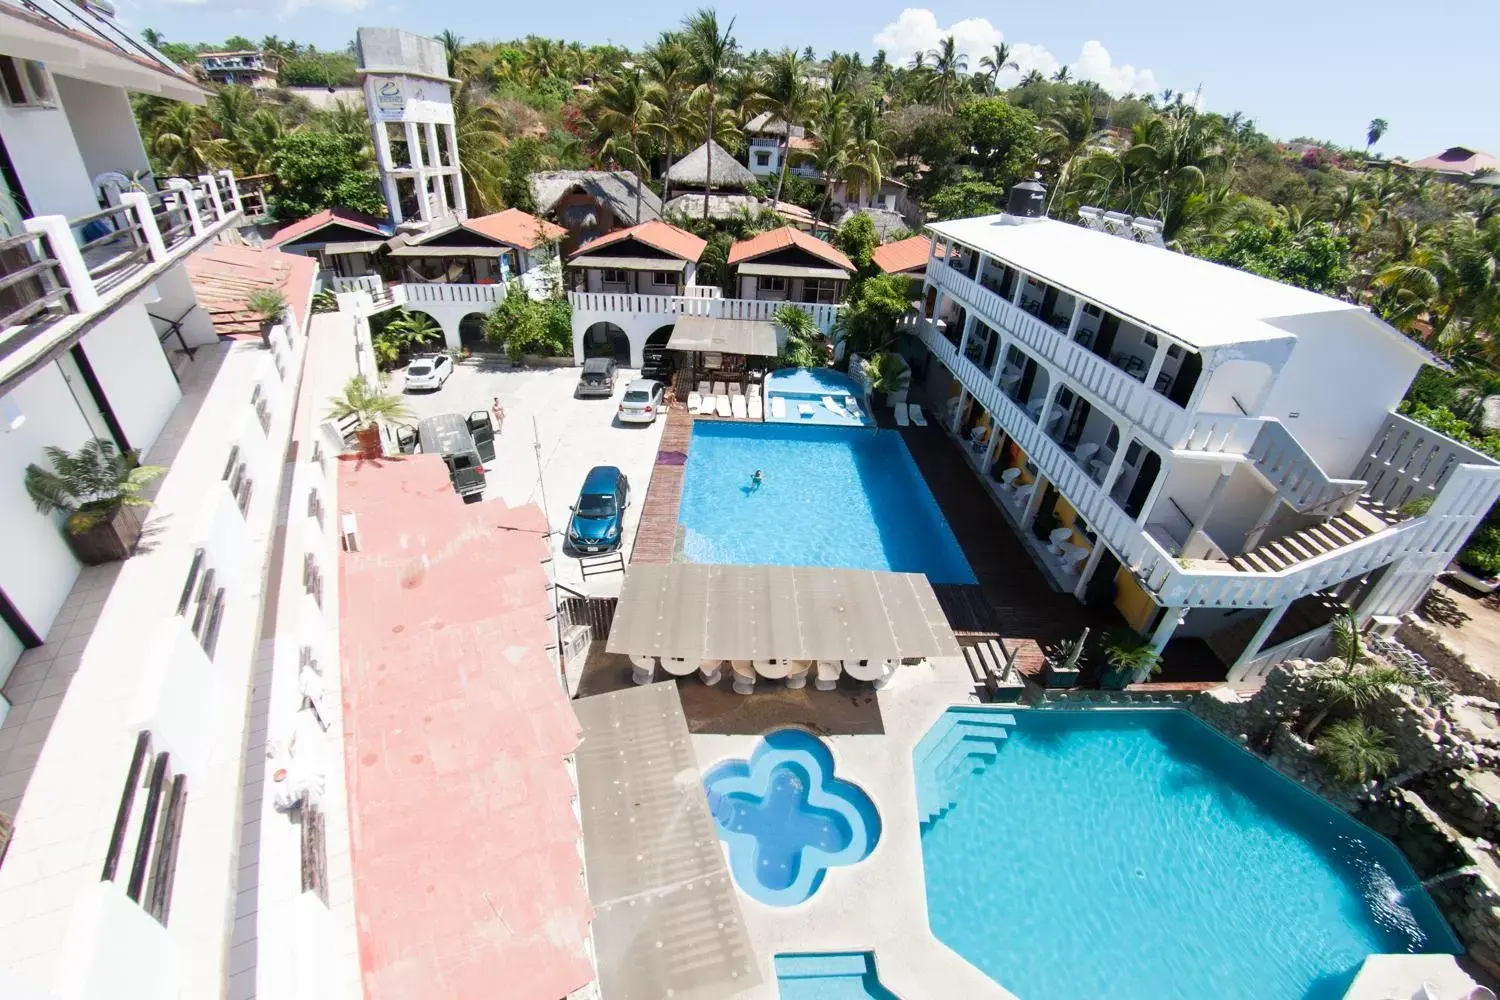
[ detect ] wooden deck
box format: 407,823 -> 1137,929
631,406 -> 693,565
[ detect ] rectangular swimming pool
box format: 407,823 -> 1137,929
676,421 -> 976,583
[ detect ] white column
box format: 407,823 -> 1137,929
980,426 -> 1002,475
1228,602 -> 1291,678
1143,336 -> 1170,389
1021,474 -> 1048,531
404,122 -> 429,221
119,191 -> 165,261
1149,604 -> 1184,654
25,215 -> 100,311
1072,542 -> 1110,600
1011,269 -> 1028,306
990,333 -> 1011,381
949,387 -> 968,433
424,123 -> 449,219
197,174 -> 225,219
165,178 -> 203,234
1101,430 -> 1131,494
446,124 -> 467,219
1034,377 -> 1061,429
1065,297 -> 1085,339
956,312 -> 977,361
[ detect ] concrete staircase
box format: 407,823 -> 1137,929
914,712 -> 1016,830
1228,503 -> 1391,574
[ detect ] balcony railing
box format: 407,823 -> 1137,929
928,260 -> 1194,446
918,316 -> 1500,611
0,229 -> 74,329
569,290 -> 842,334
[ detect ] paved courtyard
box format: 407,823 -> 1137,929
390,356 -> 666,594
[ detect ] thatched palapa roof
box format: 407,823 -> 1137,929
528,170 -> 662,226
665,141 -> 756,190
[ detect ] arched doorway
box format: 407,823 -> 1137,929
459,312 -> 488,347
643,325 -> 675,379
584,321 -> 630,364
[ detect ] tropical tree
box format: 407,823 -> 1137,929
1299,613 -> 1431,738
325,376 -> 412,430
978,43 -> 1017,95
1372,218 -> 1500,353
643,38 -> 694,202
148,103 -> 228,177
927,35 -> 968,112
25,439 -> 165,535
1052,66 -> 1072,83
1041,93 -> 1107,212
267,130 -> 385,220
805,94 -> 885,222
682,7 -> 738,221
438,30 -> 463,77
758,49 -> 813,205
1315,718 -> 1399,784
587,68 -> 654,221
1365,118 -> 1388,153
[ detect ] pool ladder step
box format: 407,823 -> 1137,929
917,714 -> 1016,829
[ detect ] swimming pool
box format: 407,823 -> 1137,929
774,952 -> 897,999
764,367 -> 872,427
704,729 -> 881,906
915,709 -> 1460,1000
678,421 -> 976,583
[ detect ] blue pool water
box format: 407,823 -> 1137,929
678,421 -> 976,582
704,729 -> 881,906
916,709 -> 1460,1000
764,367 -> 872,426
775,952 -> 897,999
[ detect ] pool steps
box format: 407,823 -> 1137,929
915,712 -> 1016,829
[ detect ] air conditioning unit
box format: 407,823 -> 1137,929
561,624 -> 591,666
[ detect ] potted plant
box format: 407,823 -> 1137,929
24,438 -> 165,564
865,351 -> 910,411
326,376 -> 412,458
247,288 -> 288,343
1099,627 -> 1162,690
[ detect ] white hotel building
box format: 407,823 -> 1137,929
907,197 -> 1500,682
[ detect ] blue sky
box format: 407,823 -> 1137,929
118,0 -> 1496,160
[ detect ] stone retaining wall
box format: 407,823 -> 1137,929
1398,618 -> 1500,703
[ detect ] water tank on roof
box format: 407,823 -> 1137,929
1006,180 -> 1046,219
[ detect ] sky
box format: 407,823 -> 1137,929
115,0 -> 1498,160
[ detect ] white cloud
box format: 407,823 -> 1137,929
871,9 -> 1160,99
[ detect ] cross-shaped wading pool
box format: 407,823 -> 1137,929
704,729 -> 881,906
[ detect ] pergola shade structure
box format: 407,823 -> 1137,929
664,316 -> 780,358
607,564 -> 961,663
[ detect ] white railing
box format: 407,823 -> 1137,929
332,274 -> 385,296
395,281 -> 503,306
1177,411 -> 1365,515
928,261 -> 1193,446
684,285 -> 723,299
918,318 -> 1500,611
568,290 -> 842,334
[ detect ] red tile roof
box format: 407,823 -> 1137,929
570,219 -> 707,262
872,234 -> 940,275
184,243 -> 317,339
727,226 -> 855,272
465,208 -> 567,249
338,456 -> 595,1000
268,207 -> 388,247
1407,146 -> 1500,177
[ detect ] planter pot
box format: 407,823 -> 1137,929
66,505 -> 144,565
871,390 -> 888,412
354,424 -> 382,459
1100,666 -> 1134,691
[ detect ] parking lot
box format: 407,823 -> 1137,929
392,356 -> 667,595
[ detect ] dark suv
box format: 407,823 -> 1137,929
576,357 -> 617,398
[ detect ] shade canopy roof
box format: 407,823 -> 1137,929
737,262 -> 849,280
568,256 -> 688,272
665,316 -> 779,357
665,140 -> 756,189
607,564 -> 961,662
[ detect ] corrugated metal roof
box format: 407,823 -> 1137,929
574,682 -> 761,1000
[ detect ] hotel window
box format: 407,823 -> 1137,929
801,278 -> 838,304
601,268 -> 627,284
758,275 -> 787,294
652,271 -> 675,287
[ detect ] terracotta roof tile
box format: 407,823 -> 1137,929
727,226 -> 855,272
872,234 -> 940,275
569,220 -> 707,262
185,243 -> 317,339
465,208 -> 567,249
268,208 -> 388,247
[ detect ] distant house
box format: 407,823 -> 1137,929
567,219 -> 706,295
837,206 -> 908,243
663,141 -> 763,221
728,226 -> 854,304
529,170 -> 661,254
269,207 -> 391,278
196,50 -> 277,89
872,234 -> 941,279
744,113 -> 822,182
1406,147 -> 1500,186
384,207 -> 565,288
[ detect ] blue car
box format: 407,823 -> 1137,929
567,466 -> 631,555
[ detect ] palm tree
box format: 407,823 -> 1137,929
758,49 -> 812,205
450,84 -> 508,213
326,375 -> 412,431
1300,613 -> 1430,738
806,94 -> 885,223
681,8 -> 738,221
1019,69 -> 1045,87
643,38 -> 694,203
1043,94 -> 1108,213
149,103 -> 229,177
1315,718 -> 1399,784
1366,117 -> 1388,153
1052,66 -> 1072,83
927,35 -> 968,111
1372,218 -> 1500,350
1119,106 -> 1225,230
589,68 -> 654,221
978,43 -> 1017,94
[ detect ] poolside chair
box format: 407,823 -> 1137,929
797,402 -> 816,419
687,391 -> 703,411
748,383 -> 761,398
715,394 -> 732,417
730,382 -> 744,396
748,395 -> 763,420
712,381 -> 727,398
908,404 -> 928,426
771,396 -> 787,419
696,393 -> 716,415
894,403 -> 910,427
731,394 -> 747,418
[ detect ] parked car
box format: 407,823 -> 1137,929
566,466 -> 630,554
641,345 -> 670,382
404,354 -> 453,391
414,412 -> 495,501
576,357 -> 617,398
618,379 -> 665,424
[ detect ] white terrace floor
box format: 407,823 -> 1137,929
692,654 -> 1017,1000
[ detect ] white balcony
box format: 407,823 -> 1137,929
569,290 -> 841,333
1,170 -> 244,389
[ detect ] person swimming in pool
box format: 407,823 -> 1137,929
750,469 -> 765,491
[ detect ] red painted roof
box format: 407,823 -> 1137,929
1407,146 -> 1500,176
185,243 -> 316,339
571,219 -> 707,262
727,226 -> 855,272
269,208 -> 388,247
872,234 -> 940,275
338,456 -> 595,1000
465,208 -> 567,249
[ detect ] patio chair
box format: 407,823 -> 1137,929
748,395 -> 764,420
712,381 -> 727,397
999,467 -> 1021,492
771,396 -> 788,419
908,404 -> 928,426
894,403 -> 910,427
731,394 -> 747,419
1048,527 -> 1074,554
687,391 -> 703,411
729,382 -> 743,397
697,380 -> 711,396
1073,442 -> 1099,464
748,383 -> 761,398
696,393 -> 716,415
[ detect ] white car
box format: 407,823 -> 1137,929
617,379 -> 665,424
404,354 -> 453,391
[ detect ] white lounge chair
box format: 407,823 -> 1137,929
748,395 -> 764,419
909,404 -> 928,426
748,383 -> 762,398
731,394 -> 747,418
687,392 -> 702,411
696,393 -> 716,415
797,402 -> 816,419
715,394 -> 731,417
822,395 -> 846,417
729,382 -> 743,397
894,403 -> 910,427
771,396 -> 787,419
844,397 -> 864,421
712,381 -> 727,398
697,380 -> 711,396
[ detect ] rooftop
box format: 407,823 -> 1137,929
337,455 -> 594,1000
529,169 -> 662,226
465,207 -> 567,249
268,208 -> 389,247
928,214 -> 1431,357
1407,146 -> 1500,177
0,0 -> 204,101
873,234 -> 942,275
666,140 -> 757,189
571,218 -> 706,262
184,243 -> 317,339
729,225 -> 856,272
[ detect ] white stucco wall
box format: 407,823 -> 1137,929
80,304 -> 182,459
0,89 -> 96,217
52,76 -> 151,187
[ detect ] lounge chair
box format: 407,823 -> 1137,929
844,397 -> 864,421
822,395 -> 847,417
731,394 -> 747,418
748,383 -> 761,398
729,382 -> 743,397
909,404 -> 928,426
715,394 -> 731,417
797,402 -> 815,419
687,391 -> 702,411
697,380 -> 711,397
712,381 -> 727,398
894,403 -> 910,427
770,396 -> 787,419
748,395 -> 764,419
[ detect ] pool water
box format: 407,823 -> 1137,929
916,709 -> 1459,1000
678,421 -> 976,583
704,729 -> 881,906
775,952 -> 897,999
764,367 -> 872,427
